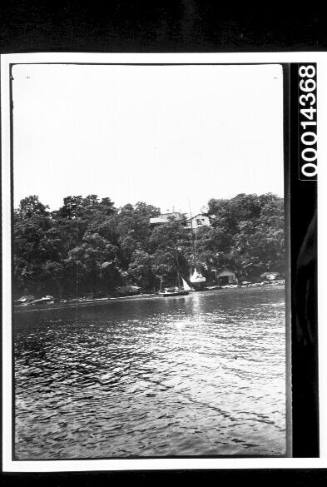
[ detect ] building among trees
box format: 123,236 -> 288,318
149,211 -> 185,226
215,269 -> 238,286
185,213 -> 211,231
13,193 -> 285,299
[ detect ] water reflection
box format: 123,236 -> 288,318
14,287 -> 286,458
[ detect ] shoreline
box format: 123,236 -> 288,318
13,282 -> 285,313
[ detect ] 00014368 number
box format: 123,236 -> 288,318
299,64 -> 317,179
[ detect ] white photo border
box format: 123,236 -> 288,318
1,52 -> 326,472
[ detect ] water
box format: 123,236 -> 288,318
14,286 -> 287,459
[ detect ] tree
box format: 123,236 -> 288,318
13,192 -> 285,297
128,250 -> 155,290
16,195 -> 49,219
65,232 -> 121,295
116,202 -> 160,268
13,196 -> 53,295
206,193 -> 285,280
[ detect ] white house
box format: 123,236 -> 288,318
149,211 -> 211,231
185,213 -> 211,230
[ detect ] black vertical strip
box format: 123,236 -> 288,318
0,56 -> 2,472
282,63 -> 292,458
290,63 -> 319,457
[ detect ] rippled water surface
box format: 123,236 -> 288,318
14,287 -> 287,458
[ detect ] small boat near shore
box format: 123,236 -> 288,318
158,272 -> 191,297
13,281 -> 286,313
189,268 -> 206,290
158,286 -> 189,297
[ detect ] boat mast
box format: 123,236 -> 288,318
190,213 -> 197,274
188,199 -> 196,274
174,248 -> 182,288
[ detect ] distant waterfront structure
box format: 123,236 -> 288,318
216,269 -> 238,286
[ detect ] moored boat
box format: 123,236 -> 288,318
158,286 -> 189,297
189,268 -> 206,290
158,270 -> 190,297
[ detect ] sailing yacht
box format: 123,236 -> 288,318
189,268 -> 206,290
158,272 -> 190,297
189,219 -> 207,290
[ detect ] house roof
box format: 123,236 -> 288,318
217,269 -> 236,277
150,212 -> 185,224
187,213 -> 209,221
149,217 -> 166,224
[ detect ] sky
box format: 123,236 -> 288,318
12,63 -> 284,214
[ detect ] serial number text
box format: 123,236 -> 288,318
299,65 -> 317,179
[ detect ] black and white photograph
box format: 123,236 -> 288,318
1,52 -> 323,471
8,60 -> 288,460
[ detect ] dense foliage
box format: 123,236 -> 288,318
13,193 -> 285,298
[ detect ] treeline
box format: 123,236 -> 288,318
13,193 -> 285,298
